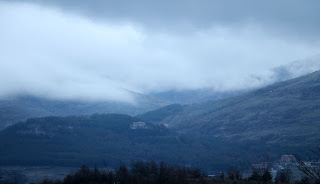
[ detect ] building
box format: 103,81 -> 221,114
251,162 -> 273,171
130,122 -> 147,129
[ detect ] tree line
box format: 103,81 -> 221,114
38,161 -> 203,184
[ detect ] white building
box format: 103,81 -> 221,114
130,122 -> 147,129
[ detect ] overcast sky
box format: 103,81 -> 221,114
1,0 -> 320,102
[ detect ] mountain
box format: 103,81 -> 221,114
0,114 -> 241,170
0,92 -> 169,130
270,55 -> 320,82
148,55 -> 320,105
136,104 -> 184,123
247,55 -> 320,89
149,89 -> 244,105
1,71 -> 320,171
138,70 -> 320,154
2,69 -> 320,170
0,114 -> 167,166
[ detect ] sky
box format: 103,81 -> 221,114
1,0 -> 320,102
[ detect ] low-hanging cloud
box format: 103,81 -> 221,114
0,2 -> 320,102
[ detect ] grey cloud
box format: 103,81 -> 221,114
0,1 -> 320,102
4,0 -> 320,41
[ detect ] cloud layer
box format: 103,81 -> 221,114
0,1 -> 320,101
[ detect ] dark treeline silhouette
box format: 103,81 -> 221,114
34,159 -> 319,184
39,161 -> 203,184
248,170 -> 272,183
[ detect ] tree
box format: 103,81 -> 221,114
158,162 -> 171,184
262,170 -> 272,183
219,172 -> 225,181
299,176 -> 311,184
116,165 -> 130,184
275,169 -> 292,184
226,168 -> 242,180
43,161 -> 205,184
296,146 -> 320,184
249,170 -> 262,181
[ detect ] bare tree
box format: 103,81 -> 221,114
296,146 -> 320,184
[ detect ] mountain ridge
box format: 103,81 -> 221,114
0,91 -> 169,130
138,70 -> 320,145
1,70 -> 320,170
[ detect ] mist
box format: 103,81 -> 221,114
1,1 -> 320,102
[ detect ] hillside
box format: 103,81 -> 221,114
136,104 -> 184,123
0,114 -> 171,166
149,89 -> 244,105
0,114 -> 239,170
1,71 -> 320,170
138,70 -> 320,150
148,55 -> 320,105
0,92 -> 169,130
